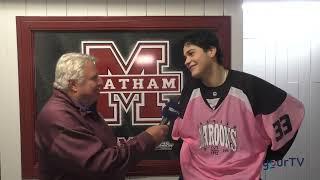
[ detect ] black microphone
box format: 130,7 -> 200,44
160,101 -> 181,125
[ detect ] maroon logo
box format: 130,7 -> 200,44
82,41 -> 182,126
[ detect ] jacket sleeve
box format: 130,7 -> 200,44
37,109 -> 155,177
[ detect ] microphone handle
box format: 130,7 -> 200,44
159,117 -> 169,125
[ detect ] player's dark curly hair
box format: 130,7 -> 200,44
182,30 -> 223,65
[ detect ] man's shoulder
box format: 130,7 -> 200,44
40,95 -> 72,114
37,96 -> 80,127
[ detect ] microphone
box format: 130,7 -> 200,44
160,101 -> 181,125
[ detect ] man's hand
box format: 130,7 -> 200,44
145,125 -> 169,146
160,101 -> 181,125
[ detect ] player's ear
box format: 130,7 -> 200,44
208,47 -> 217,58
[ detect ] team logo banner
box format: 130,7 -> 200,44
82,41 -> 183,126
34,30 -> 193,156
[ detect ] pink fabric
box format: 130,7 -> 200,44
172,88 -> 303,180
261,95 -> 305,150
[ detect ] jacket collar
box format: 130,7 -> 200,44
53,89 -> 97,116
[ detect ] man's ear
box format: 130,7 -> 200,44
68,79 -> 78,92
208,47 -> 217,58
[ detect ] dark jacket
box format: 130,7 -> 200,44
35,89 -> 155,180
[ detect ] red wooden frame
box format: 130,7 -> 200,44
16,16 -> 231,179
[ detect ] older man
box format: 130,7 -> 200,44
35,53 -> 168,180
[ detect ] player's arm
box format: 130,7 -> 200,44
264,130 -> 298,161
251,76 -> 305,161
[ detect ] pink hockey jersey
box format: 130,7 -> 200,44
172,70 -> 304,180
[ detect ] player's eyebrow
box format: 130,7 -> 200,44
184,49 -> 195,56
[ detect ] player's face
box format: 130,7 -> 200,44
183,44 -> 216,79
76,61 -> 103,106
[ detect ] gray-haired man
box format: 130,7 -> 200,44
36,53 -> 168,180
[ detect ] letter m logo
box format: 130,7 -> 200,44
82,41 -> 183,126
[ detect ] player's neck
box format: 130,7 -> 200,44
201,65 -> 228,87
